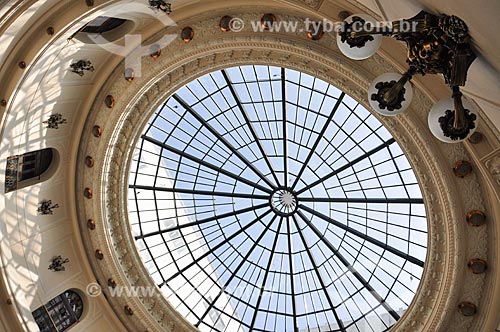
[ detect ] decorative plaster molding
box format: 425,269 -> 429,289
74,9 -> 492,332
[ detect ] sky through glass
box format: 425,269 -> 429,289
127,65 -> 428,332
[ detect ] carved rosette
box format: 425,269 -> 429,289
75,8 -> 491,332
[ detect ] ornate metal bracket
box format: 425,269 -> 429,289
70,60 -> 95,77
339,16 -> 374,48
48,255 -> 70,272
341,10 -> 477,138
340,10 -> 476,87
394,11 -> 476,87
43,113 -> 67,129
370,69 -> 414,112
438,86 -> 477,140
37,200 -> 60,215
148,0 -> 172,14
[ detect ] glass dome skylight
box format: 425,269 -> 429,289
128,65 -> 428,332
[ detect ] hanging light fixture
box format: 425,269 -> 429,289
368,70 -> 414,116
428,86 -> 477,142
337,13 -> 382,60
337,10 -> 478,143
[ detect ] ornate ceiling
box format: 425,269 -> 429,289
0,1 -> 499,332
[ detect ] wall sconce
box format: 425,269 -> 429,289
37,200 -> 60,215
337,11 -> 477,143
43,113 -> 67,129
48,255 -> 69,272
70,60 -> 95,77
148,0 -> 172,14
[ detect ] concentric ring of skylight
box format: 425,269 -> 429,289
128,65 -> 428,332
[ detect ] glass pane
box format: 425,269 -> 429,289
128,66 -> 428,332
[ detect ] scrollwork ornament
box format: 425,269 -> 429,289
439,14 -> 470,43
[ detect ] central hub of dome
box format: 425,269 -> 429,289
271,188 -> 298,217
280,191 -> 295,206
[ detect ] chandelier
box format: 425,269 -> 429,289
336,10 -> 477,143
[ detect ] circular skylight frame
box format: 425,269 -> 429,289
127,65 -> 428,332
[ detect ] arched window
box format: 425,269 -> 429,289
79,16 -> 127,34
4,148 -> 55,193
32,290 -> 84,332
